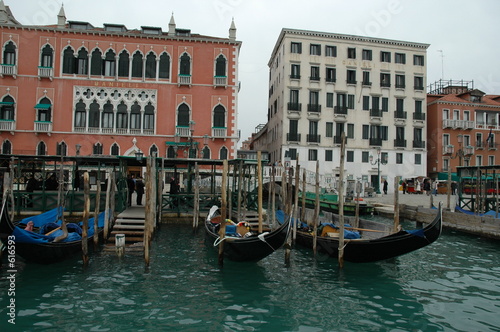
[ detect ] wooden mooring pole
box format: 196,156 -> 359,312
218,160 -> 228,267
82,171 -> 90,267
338,133 -> 346,269
312,160 -> 319,256
94,179 -> 101,250
193,162 -> 200,231
394,176 -> 400,232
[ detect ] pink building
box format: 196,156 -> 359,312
0,2 -> 241,161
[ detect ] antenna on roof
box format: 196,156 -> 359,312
437,50 -> 444,79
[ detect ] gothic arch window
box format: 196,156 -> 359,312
179,52 -> 191,75
104,50 -> 116,77
36,97 -> 51,122
62,46 -> 75,73
159,52 -> 170,79
118,50 -> 129,77
130,102 -> 141,129
74,99 -> 86,128
88,100 -> 100,128
145,52 -> 156,79
2,140 -> 11,154
219,146 -> 228,160
202,146 -> 210,159
40,44 -> 54,68
215,54 -> 226,76
3,41 -> 16,65
116,102 -> 128,129
77,48 -> 89,75
37,141 -> 46,156
0,95 -> 14,120
213,105 -> 226,127
149,144 -> 158,157
56,141 -> 67,156
102,101 -> 113,128
132,51 -> 143,78
110,143 -> 119,156
144,103 -> 155,130
177,103 -> 190,126
93,142 -> 103,155
91,48 -> 103,75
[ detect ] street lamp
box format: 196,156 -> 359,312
369,147 -> 388,194
135,149 -> 144,161
189,120 -> 196,158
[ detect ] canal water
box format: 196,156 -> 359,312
1,221 -> 500,331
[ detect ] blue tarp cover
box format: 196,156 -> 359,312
19,207 -> 64,228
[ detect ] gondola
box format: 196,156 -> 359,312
205,206 -> 291,262
0,201 -> 106,264
277,203 -> 442,263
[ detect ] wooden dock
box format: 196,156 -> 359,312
103,206 -> 146,255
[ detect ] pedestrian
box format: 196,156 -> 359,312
383,179 -> 388,195
432,180 -> 438,196
402,180 -> 407,194
127,174 -> 135,207
451,181 -> 457,195
424,179 -> 431,196
135,176 -> 145,205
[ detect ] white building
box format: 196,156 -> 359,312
262,28 -> 429,194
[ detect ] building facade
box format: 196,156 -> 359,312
427,80 -> 500,180
0,2 -> 241,162
263,28 -> 429,192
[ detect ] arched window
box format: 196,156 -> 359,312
145,52 -> 156,78
3,41 -> 16,65
219,146 -> 228,160
202,146 -> 210,159
93,143 -> 103,155
77,48 -> 88,75
40,45 -> 53,67
144,103 -> 154,130
159,53 -> 170,79
180,52 -> 190,75
149,145 -> 158,157
130,102 -> 141,129
118,50 -> 129,77
2,140 -> 11,154
213,105 -> 226,127
102,101 -> 113,128
56,141 -> 67,156
177,103 -> 190,127
0,95 -> 14,120
37,97 -> 51,122
111,143 -> 119,156
215,55 -> 226,76
37,141 -> 46,156
62,46 -> 75,73
89,100 -> 100,128
104,50 -> 116,77
74,99 -> 86,128
91,49 -> 103,75
116,102 -> 128,129
132,51 -> 143,78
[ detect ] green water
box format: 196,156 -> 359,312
1,224 -> 500,331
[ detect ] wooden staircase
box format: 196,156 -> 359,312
103,207 -> 146,255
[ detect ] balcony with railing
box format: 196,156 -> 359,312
488,141 -> 498,150
442,119 -> 454,128
394,110 -> 407,120
176,126 -> 191,137
413,140 -> 426,149
34,121 -> 52,133
394,139 -> 406,148
413,112 -> 426,121
334,106 -> 348,115
334,135 -> 346,145
443,144 -> 454,155
287,102 -> 302,112
306,134 -> 321,143
0,119 -> 15,131
212,127 -> 227,138
38,66 -> 53,79
1,64 -> 17,77
369,138 -> 382,146
346,79 -> 357,85
178,74 -> 192,85
362,81 -> 372,86
370,109 -> 383,118
287,133 -> 301,142
307,104 -> 321,113
213,76 -> 227,86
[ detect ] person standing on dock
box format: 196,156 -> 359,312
127,174 -> 135,207
135,176 -> 145,205
383,179 -> 388,195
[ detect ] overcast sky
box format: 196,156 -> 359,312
8,0 -> 500,145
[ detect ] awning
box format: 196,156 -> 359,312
0,101 -> 14,105
34,103 -> 51,109
166,141 -> 198,146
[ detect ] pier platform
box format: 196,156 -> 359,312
103,206 -> 146,255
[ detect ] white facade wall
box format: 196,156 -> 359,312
266,29 -> 429,193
